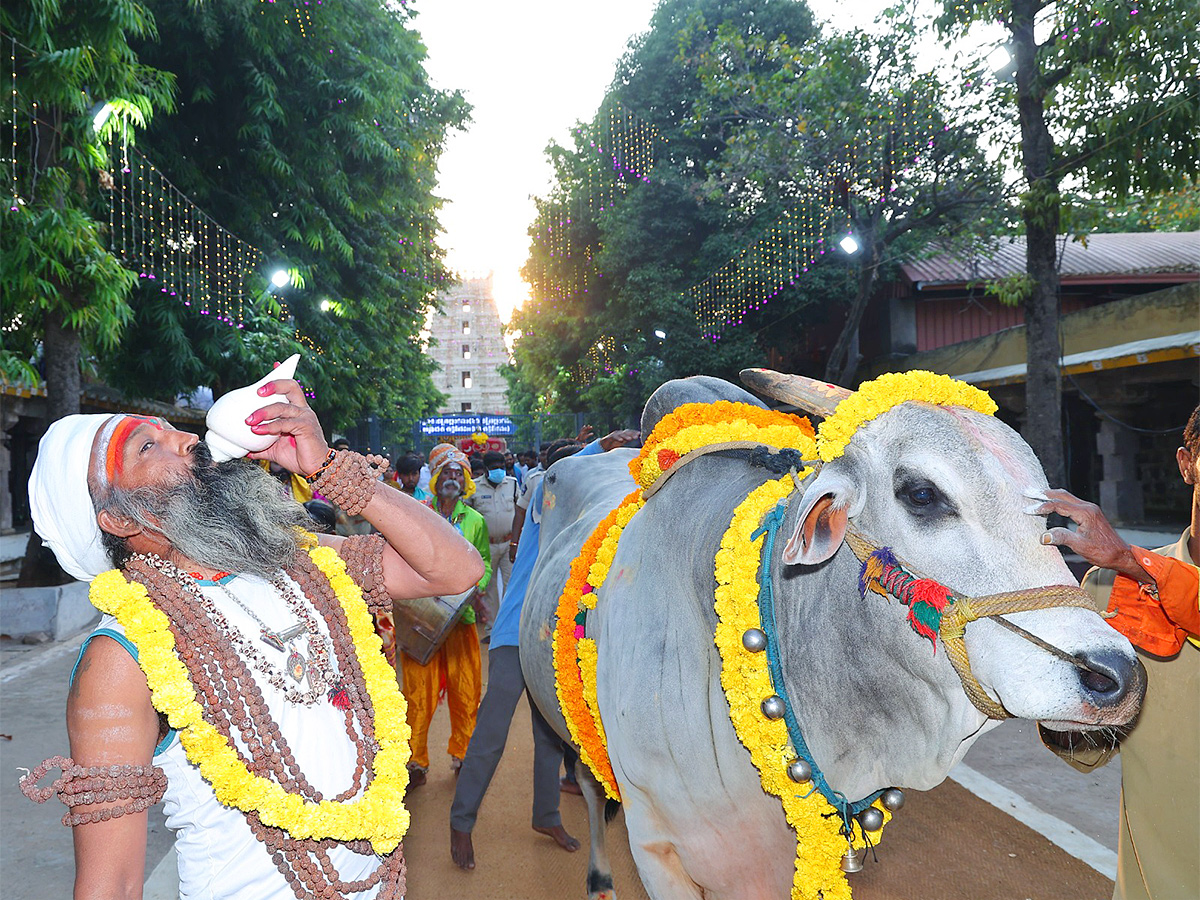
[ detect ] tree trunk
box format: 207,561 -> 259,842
44,308 -> 83,421
1013,0 -> 1067,489
824,239 -> 881,387
18,309 -> 82,585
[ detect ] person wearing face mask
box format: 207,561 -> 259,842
468,450 -> 519,639
399,444 -> 493,786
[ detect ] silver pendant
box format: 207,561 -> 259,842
287,649 -> 307,683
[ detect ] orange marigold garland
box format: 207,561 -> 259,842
556,401 -> 817,803
553,489 -> 643,800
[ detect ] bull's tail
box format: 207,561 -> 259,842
604,797 -> 621,824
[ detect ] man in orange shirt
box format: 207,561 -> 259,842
1037,404 -> 1198,900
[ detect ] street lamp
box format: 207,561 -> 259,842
839,234 -> 860,255
987,44 -> 1013,73
90,101 -> 114,133
270,269 -> 291,289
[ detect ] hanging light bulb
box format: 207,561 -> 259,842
839,234 -> 861,255
271,269 -> 291,288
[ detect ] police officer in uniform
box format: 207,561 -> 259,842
468,449 -> 518,637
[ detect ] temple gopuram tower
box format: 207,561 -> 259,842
428,273 -> 510,415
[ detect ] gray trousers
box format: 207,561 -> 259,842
450,645 -> 563,832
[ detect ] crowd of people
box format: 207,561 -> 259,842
15,375 -> 1197,900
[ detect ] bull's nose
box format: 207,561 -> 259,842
1075,650 -> 1145,708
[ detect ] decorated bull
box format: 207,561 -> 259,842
518,370 -> 1144,900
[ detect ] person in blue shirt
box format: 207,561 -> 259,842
449,429 -> 640,870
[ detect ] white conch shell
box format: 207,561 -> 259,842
204,354 -> 300,461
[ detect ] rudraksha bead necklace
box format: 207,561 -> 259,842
134,554 -> 334,706
308,450 -> 390,516
122,551 -> 403,898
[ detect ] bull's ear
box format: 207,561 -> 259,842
782,470 -> 861,565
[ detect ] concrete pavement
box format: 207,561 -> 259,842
0,632 -> 175,900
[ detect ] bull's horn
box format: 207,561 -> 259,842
739,368 -> 852,418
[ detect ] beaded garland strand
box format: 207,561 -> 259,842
21,756 -> 167,827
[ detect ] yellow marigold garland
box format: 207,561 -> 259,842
88,543 -> 411,854
553,489 -> 643,800
715,476 -> 891,900
816,370 -> 997,462
630,401 -> 815,490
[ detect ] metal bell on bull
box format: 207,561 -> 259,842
881,788 -> 905,811
761,696 -> 786,720
840,844 -> 864,874
857,806 -> 885,833
741,628 -> 768,652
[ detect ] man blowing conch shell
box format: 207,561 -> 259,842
21,373 -> 483,899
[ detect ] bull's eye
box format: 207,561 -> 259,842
894,474 -> 956,518
908,486 -> 935,506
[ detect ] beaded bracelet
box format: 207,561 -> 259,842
310,450 -> 391,516
20,755 -> 167,827
304,448 -> 338,484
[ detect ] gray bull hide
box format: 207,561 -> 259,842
519,376 -> 1142,900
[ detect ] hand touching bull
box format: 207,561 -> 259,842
1033,489 -> 1153,583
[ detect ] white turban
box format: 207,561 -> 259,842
28,414 -> 115,582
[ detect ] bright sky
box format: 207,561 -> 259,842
411,0 -> 915,323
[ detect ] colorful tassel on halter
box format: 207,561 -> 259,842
858,548 -> 898,599
904,579 -> 953,652
858,546 -> 954,653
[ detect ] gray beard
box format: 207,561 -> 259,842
100,445 -> 313,578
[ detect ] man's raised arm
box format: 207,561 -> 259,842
245,377 -> 483,600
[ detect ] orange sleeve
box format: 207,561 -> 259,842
1105,548 -> 1200,656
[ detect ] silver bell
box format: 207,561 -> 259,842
760,696 -> 786,720
742,628 -> 768,652
787,759 -> 812,784
857,806 -> 885,833
840,845 -> 864,873
881,788 -> 905,811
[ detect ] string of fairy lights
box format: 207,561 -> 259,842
259,0 -> 322,39
523,101 -> 668,321
4,30 -> 323,356
105,136 -> 264,331
531,88 -> 943,384
693,86 -> 942,341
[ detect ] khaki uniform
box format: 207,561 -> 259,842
468,476 -> 518,629
1047,529 -> 1198,900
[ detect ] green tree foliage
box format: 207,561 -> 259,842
509,0 -> 825,425
100,0 -> 467,427
688,18 -> 1003,383
935,0 -> 1200,486
1,0 -> 175,417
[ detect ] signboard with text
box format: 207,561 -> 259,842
418,414 -> 516,437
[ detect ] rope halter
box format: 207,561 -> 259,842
842,527 -> 1102,720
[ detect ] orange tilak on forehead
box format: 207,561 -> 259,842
104,415 -> 164,482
